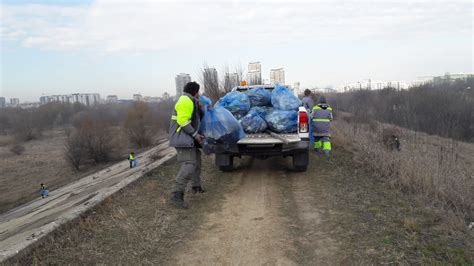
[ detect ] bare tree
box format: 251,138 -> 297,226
70,111 -> 114,164
200,64 -> 221,103
11,109 -> 42,141
64,131 -> 86,170
124,102 -> 155,147
221,63 -> 244,93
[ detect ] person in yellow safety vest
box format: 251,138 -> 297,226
168,82 -> 205,209
312,95 -> 333,157
128,152 -> 136,168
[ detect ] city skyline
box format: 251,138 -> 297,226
1,0 -> 472,101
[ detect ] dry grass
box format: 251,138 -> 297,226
0,128 -> 132,214
0,135 -> 14,147
7,147 -> 473,264
333,112 -> 474,223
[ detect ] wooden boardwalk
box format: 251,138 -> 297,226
0,140 -> 175,262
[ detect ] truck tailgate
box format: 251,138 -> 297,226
237,133 -> 301,144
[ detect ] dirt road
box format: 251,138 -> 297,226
10,146 -> 473,264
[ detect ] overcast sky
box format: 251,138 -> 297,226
0,0 -> 472,101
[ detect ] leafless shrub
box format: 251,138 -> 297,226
66,111 -> 114,167
64,131 -> 86,170
11,109 -> 42,141
328,78 -> 474,142
124,102 -> 155,148
9,144 -> 25,155
150,100 -> 175,133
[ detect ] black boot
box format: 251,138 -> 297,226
192,186 -> 206,193
170,191 -> 188,209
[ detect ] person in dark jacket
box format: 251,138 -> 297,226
302,89 -> 315,111
168,82 -> 205,209
312,95 -> 333,157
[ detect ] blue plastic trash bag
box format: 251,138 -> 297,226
240,112 -> 268,133
215,91 -> 250,119
199,95 -> 212,115
248,106 -> 273,118
199,106 -> 245,154
248,87 -> 272,107
265,110 -> 298,133
271,84 -> 302,111
199,95 -> 212,108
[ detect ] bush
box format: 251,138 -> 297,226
329,78 -> 474,142
124,102 -> 156,148
64,111 -> 114,169
11,109 -> 42,141
64,131 -> 86,170
9,144 -> 25,155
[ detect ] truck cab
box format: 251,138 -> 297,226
215,85 -> 310,172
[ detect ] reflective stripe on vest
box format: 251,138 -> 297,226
313,105 -> 332,111
171,115 -> 191,132
312,118 -> 331,122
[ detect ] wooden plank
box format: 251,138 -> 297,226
0,142 -> 176,262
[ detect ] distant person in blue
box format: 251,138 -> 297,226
40,183 -> 49,199
301,89 -> 315,111
128,152 -> 137,168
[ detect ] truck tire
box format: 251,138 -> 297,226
216,154 -> 233,172
293,151 -> 309,172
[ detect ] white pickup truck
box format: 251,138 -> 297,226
215,85 -> 310,172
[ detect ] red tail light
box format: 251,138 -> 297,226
299,111 -> 308,133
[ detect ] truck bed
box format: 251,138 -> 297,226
237,133 -> 301,144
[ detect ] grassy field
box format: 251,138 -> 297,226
0,128 -> 133,214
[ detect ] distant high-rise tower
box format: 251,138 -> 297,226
133,94 -> 143,101
293,82 -> 300,93
175,73 -> 192,96
0,97 -> 5,108
247,62 -> 262,85
10,98 -> 20,106
270,68 -> 285,84
106,95 -> 118,103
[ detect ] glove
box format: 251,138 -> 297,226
194,134 -> 205,145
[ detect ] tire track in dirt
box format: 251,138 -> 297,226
173,158 -> 296,265
272,154 -> 340,265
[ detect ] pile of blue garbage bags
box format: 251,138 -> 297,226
198,85 -> 302,154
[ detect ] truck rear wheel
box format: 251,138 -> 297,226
293,151 -> 309,172
216,154 -> 233,172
